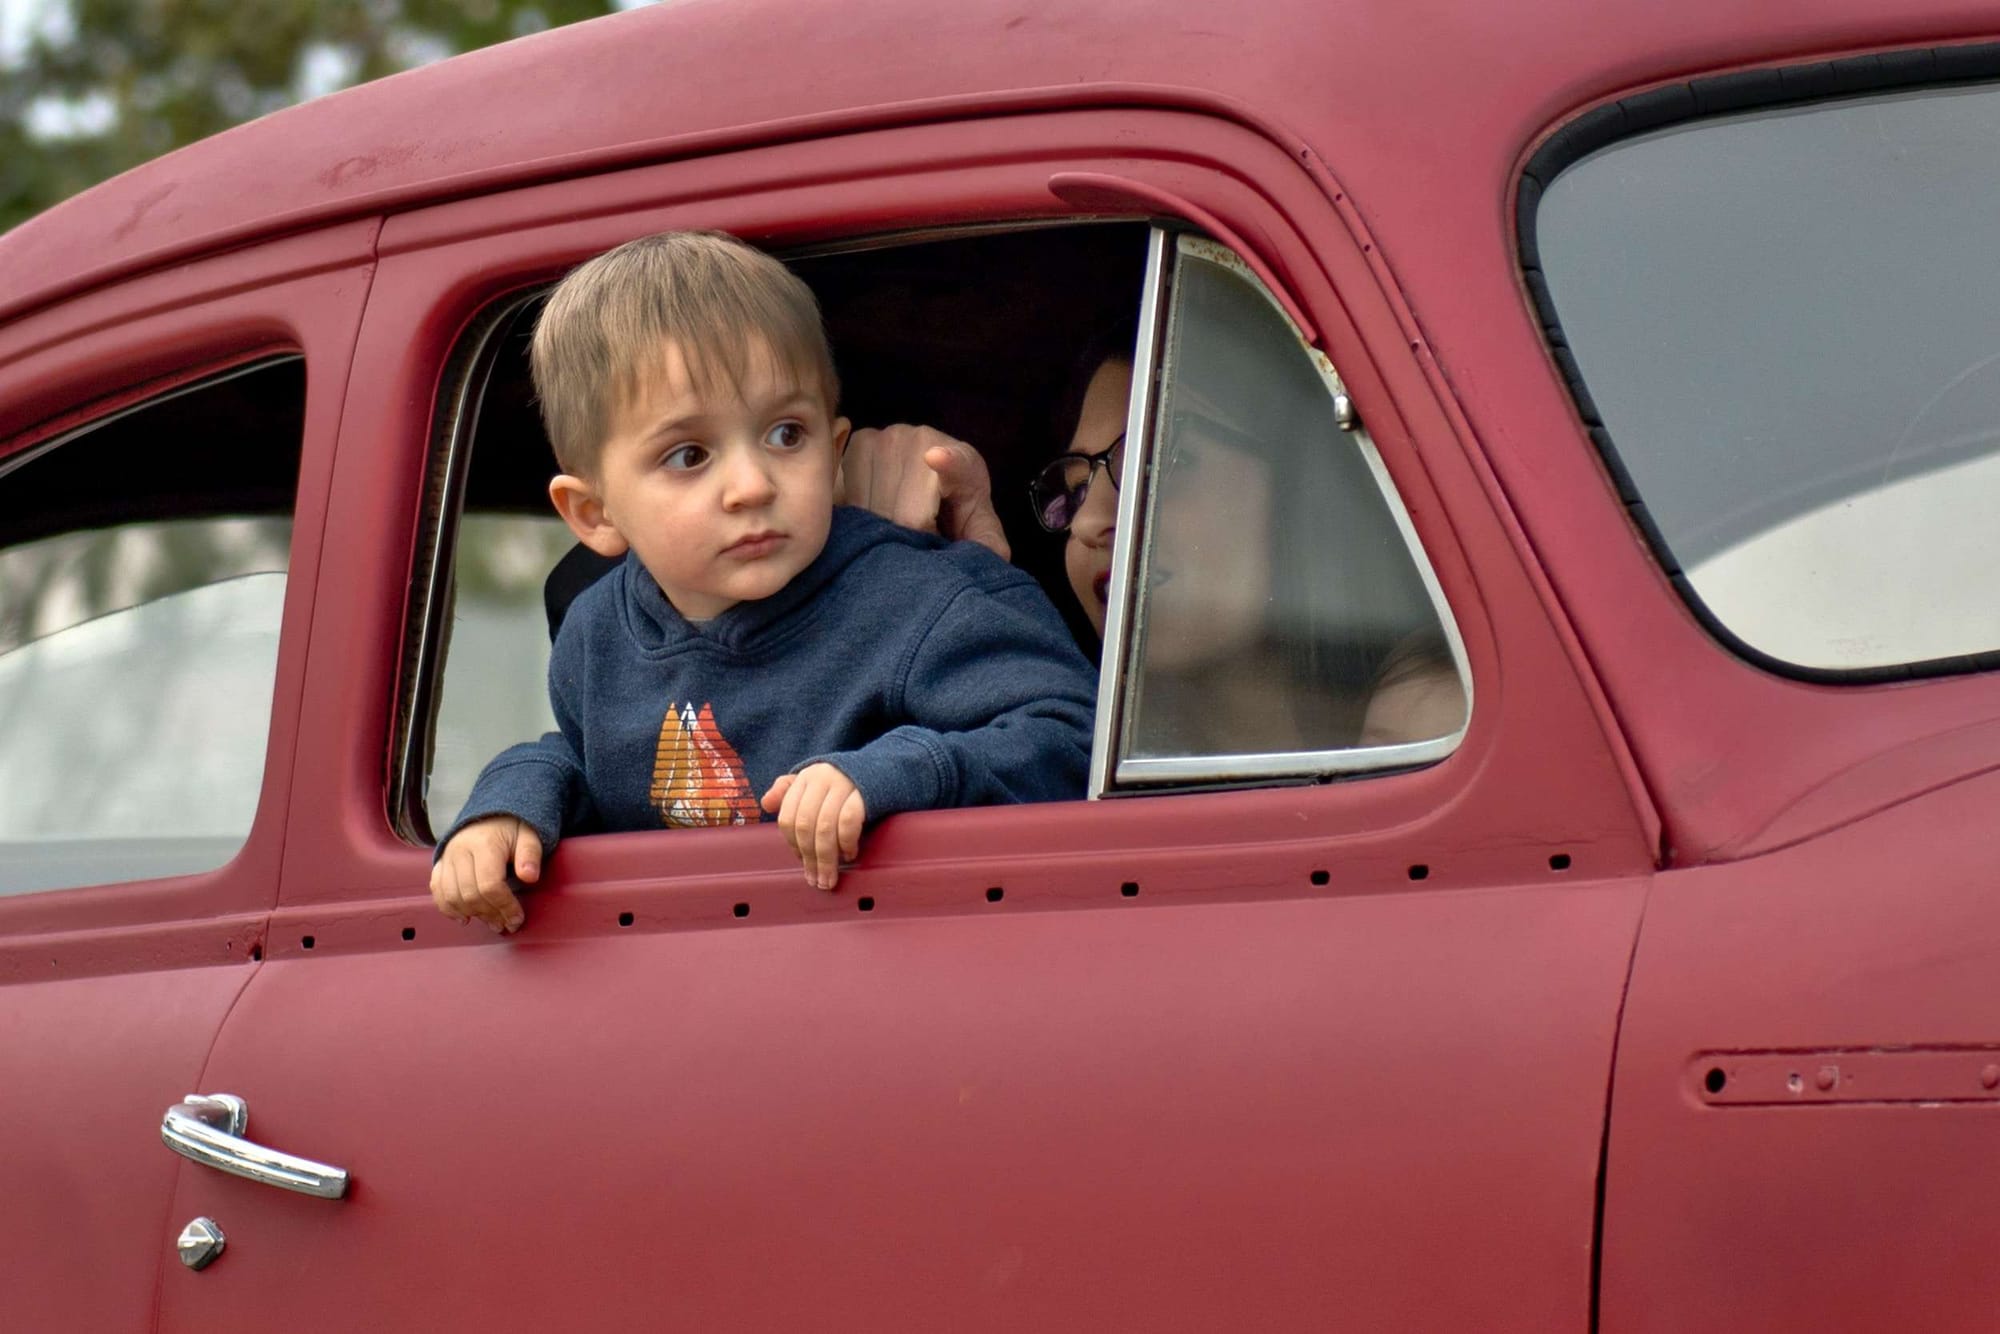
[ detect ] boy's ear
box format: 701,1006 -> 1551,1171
548,473 -> 630,558
831,416 -> 852,459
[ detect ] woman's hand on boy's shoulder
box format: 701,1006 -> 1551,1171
431,815 -> 540,934
840,424 -> 1010,562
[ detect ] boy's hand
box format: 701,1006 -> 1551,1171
430,816 -> 540,933
840,424 -> 1010,562
761,764 -> 865,890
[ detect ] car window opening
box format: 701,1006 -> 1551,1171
0,357 -> 304,897
412,222 -> 1470,839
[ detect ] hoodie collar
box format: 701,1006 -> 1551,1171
622,506 -> 938,653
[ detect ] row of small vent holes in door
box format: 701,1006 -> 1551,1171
276,852 -> 1576,951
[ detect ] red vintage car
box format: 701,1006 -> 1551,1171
8,0 -> 2000,1329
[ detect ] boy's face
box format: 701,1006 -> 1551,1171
555,336 -> 848,620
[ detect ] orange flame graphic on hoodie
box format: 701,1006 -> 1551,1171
649,702 -> 758,827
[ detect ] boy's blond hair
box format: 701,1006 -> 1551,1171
531,230 -> 840,475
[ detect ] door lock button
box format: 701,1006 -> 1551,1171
177,1216 -> 225,1271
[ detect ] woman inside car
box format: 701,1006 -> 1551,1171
844,314 -> 1465,759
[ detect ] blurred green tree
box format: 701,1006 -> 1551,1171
2,0 -> 621,232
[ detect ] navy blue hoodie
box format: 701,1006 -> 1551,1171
442,507 -> 1097,852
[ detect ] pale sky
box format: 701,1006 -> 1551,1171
0,0 -> 59,65
3,0 -> 660,138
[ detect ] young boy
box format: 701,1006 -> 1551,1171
430,231 -> 1097,932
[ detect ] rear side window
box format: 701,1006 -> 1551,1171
1532,75 -> 2000,676
0,359 -> 302,894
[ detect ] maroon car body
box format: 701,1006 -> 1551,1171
7,1 -> 2000,1329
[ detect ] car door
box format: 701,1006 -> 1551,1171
159,109 -> 1654,1332
0,222 -> 373,1327
1512,49 -> 2000,1333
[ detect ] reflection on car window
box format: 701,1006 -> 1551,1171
0,359 -> 300,895
1538,82 -> 2000,673
1119,237 -> 1466,778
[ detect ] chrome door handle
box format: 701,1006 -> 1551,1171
161,1093 -> 350,1199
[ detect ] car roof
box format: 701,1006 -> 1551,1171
0,0 -> 1977,324
8,0 -> 1994,866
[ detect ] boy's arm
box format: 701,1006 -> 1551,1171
432,813 -> 542,933
760,763 -> 865,890
431,627 -> 598,929
436,731 -> 593,856
430,732 -> 595,931
803,575 -> 1097,820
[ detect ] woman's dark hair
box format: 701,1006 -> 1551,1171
1050,315 -> 1142,453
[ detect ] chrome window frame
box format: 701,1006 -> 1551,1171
1086,226 -> 1172,798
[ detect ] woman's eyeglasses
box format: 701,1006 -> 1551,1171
1028,434 -> 1124,533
